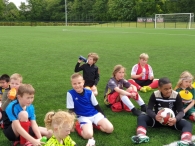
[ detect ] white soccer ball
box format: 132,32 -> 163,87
157,108 -> 175,125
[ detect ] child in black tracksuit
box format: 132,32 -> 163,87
131,77 -> 194,146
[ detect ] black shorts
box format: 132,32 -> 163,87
134,79 -> 153,87
3,125 -> 35,141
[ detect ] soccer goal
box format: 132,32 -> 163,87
155,13 -> 194,29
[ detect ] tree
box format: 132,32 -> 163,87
92,0 -> 108,21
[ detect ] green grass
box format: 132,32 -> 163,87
0,26 -> 195,146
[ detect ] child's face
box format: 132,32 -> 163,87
115,68 -> 125,80
0,80 -> 9,89
57,124 -> 71,139
139,58 -> 148,66
181,79 -> 192,89
87,56 -> 95,65
158,83 -> 172,98
10,79 -> 21,90
18,93 -> 34,107
71,76 -> 84,93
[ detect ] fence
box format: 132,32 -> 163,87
0,21 -> 194,29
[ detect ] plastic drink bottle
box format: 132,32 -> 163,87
79,55 -> 88,63
8,88 -> 17,100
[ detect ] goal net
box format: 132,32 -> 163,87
155,13 -> 194,29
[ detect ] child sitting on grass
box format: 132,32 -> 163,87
131,77 -> 194,146
175,71 -> 195,122
104,65 -> 147,116
74,53 -> 100,96
66,73 -> 113,144
3,84 -> 52,146
43,110 -> 76,146
128,53 -> 158,92
0,74 -> 10,128
1,73 -> 22,111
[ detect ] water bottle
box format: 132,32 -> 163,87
79,55 -> 88,63
142,68 -> 146,79
8,88 -> 17,100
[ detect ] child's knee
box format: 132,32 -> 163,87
18,111 -> 28,121
82,132 -> 93,139
105,124 -> 114,133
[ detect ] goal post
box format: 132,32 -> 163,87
155,13 -> 194,29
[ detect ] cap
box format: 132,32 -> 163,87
179,90 -> 193,101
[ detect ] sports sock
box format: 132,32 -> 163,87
128,79 -> 141,90
75,121 -> 82,136
19,121 -> 30,144
137,126 -> 146,136
149,80 -> 158,89
121,96 -> 134,110
136,95 -> 145,106
181,132 -> 192,142
189,115 -> 195,121
93,124 -> 101,130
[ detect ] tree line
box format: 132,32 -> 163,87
0,0 -> 195,22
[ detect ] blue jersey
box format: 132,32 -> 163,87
66,89 -> 98,117
4,100 -> 35,129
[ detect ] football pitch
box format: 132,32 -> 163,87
0,26 -> 195,146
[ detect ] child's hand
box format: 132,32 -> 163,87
31,138 -> 43,146
149,76 -> 154,80
167,117 -> 176,126
78,59 -> 82,63
155,113 -> 163,122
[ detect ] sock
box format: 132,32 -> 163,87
149,80 -> 158,89
137,126 -> 146,136
128,79 -> 141,90
136,95 -> 145,106
20,121 -> 30,144
121,96 -> 134,110
181,132 -> 192,142
75,121 -> 82,136
93,124 -> 101,130
189,116 -> 195,121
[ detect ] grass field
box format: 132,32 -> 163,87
0,26 -> 195,146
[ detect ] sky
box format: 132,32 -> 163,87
9,0 -> 27,8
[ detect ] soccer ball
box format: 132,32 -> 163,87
157,108 -> 175,125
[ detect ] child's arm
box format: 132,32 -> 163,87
74,61 -> 83,72
1,90 -> 11,111
12,120 -> 42,145
184,100 -> 194,113
114,87 -> 132,97
148,65 -> 154,80
31,120 -> 42,139
94,67 -> 100,86
94,104 -> 105,116
146,93 -> 157,118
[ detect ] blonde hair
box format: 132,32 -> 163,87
17,84 -> 35,96
88,53 -> 99,63
44,110 -> 75,131
175,71 -> 194,89
139,53 -> 149,60
10,73 -> 23,83
112,64 -> 126,77
71,73 -> 83,80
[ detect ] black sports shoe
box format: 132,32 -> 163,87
141,104 -> 147,112
131,108 -> 142,116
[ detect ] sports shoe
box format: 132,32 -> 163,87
177,141 -> 195,146
140,87 -> 147,92
131,108 -> 142,116
144,86 -> 152,92
131,135 -> 149,144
